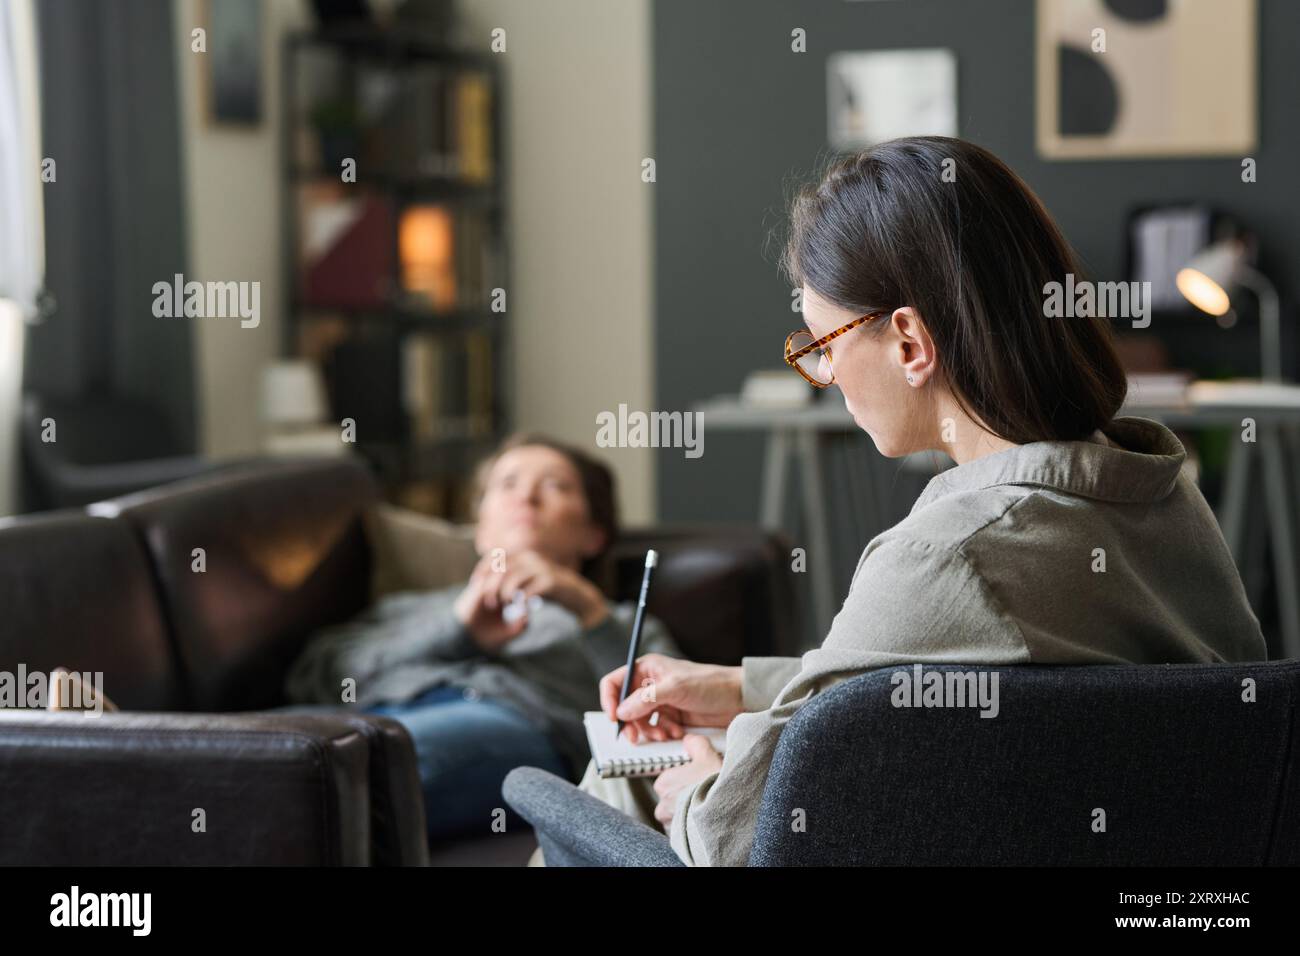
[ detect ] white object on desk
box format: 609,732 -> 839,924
740,369 -> 813,408
261,360 -> 328,426
1188,379 -> 1300,409
1126,372 -> 1192,407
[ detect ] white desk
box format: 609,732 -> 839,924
696,380 -> 1300,657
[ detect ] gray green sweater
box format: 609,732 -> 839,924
284,587 -> 681,776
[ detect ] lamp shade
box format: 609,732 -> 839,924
1174,236 -> 1283,382
1175,239 -> 1245,316
399,204 -> 456,310
261,359 -> 328,427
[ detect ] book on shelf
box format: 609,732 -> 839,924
402,333 -> 443,442
465,330 -> 495,437
299,190 -> 395,309
401,330 -> 496,444
452,205 -> 486,311
383,64 -> 494,183
454,70 -> 494,185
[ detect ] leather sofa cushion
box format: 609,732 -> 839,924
94,458 -> 379,712
0,512 -> 187,710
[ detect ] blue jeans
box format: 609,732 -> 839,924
364,685 -> 570,843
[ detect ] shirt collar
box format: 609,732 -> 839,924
910,416 -> 1187,514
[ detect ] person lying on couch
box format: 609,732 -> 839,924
284,433 -> 681,842
570,135 -> 1269,866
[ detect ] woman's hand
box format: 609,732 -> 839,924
599,654 -> 744,743
481,548 -> 609,628
652,735 -> 724,829
454,556 -> 530,652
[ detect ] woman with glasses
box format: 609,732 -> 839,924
565,135 -> 1267,866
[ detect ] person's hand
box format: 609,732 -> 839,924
480,548 -> 609,628
599,654 -> 743,743
652,735 -> 724,829
454,555 -> 530,652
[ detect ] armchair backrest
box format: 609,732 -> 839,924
751,661 -> 1300,865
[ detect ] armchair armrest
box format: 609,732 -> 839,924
0,710 -> 375,865
503,767 -> 685,867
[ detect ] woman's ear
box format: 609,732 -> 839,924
891,307 -> 938,383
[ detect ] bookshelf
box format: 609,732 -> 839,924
280,26 -> 509,519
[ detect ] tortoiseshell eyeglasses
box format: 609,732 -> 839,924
784,310 -> 889,387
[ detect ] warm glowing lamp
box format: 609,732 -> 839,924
1176,239 -> 1282,382
399,205 -> 456,310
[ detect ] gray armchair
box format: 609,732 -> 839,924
505,660 -> 1300,866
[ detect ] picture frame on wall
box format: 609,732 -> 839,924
1036,0 -> 1256,159
203,0 -> 263,126
827,49 -> 957,150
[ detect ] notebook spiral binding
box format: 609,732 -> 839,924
608,755 -> 687,777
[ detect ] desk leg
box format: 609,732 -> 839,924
796,430 -> 837,640
1219,437 -> 1252,565
760,428 -> 792,531
1259,426 -> 1300,659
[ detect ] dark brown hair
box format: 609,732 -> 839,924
778,136 -> 1127,444
472,432 -> 619,580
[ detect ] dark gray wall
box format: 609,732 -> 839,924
652,0 -> 1300,608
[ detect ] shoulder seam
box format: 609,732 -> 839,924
952,495 -> 1034,661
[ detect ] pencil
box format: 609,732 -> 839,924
614,549 -> 658,739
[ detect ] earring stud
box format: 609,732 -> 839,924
906,375 -> 915,383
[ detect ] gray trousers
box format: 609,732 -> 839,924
526,758 -> 663,866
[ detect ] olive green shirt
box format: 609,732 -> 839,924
670,416 -> 1268,866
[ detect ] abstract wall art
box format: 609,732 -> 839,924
1036,0 -> 1256,159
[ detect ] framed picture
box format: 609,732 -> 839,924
827,49 -> 957,150
203,0 -> 262,126
1036,0 -> 1256,159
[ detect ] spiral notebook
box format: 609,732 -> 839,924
583,712 -> 728,779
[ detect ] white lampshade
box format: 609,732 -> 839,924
261,360 -> 327,427
1175,239 -> 1245,317
1175,237 -> 1283,382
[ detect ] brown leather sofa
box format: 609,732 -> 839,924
0,457 -> 798,865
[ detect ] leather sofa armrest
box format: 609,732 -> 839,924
333,713 -> 430,866
0,710 -> 374,865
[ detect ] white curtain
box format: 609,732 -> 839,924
0,0 -> 43,516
